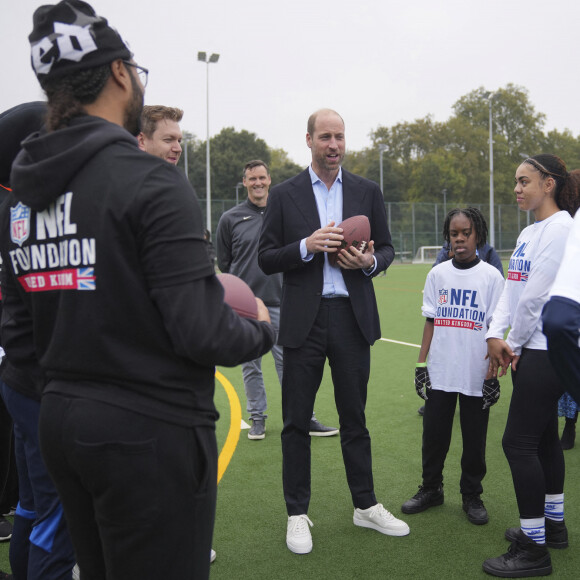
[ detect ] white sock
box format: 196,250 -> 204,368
545,493 -> 564,522
520,517 -> 545,544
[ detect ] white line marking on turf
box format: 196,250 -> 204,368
240,420 -> 251,430
379,338 -> 420,348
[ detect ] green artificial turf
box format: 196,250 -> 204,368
2,263 -> 579,579
210,263 -> 580,579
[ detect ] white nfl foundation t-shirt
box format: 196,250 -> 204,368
486,210 -> 573,354
423,260 -> 504,396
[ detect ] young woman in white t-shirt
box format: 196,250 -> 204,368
483,155 -> 580,577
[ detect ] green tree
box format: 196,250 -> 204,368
541,129 -> 580,170
187,127 -> 271,199
268,148 -> 303,186
348,84 -> 561,207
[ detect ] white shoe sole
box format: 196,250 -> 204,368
287,539 -> 312,554
309,429 -> 339,437
353,515 -> 410,536
248,432 -> 265,440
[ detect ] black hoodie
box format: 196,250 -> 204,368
0,115 -> 274,426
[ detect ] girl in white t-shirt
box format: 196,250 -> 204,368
483,155 -> 580,578
401,208 -> 504,526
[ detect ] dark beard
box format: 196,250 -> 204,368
124,72 -> 144,136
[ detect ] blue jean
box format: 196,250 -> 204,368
0,381 -> 75,580
242,305 -> 283,420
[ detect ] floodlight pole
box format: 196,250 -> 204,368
378,144 -> 388,196
485,91 -> 495,249
235,182 -> 243,205
183,135 -> 188,179
198,51 -> 220,233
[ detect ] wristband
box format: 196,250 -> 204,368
416,363 -> 427,367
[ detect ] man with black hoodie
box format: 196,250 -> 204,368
0,2 -> 275,579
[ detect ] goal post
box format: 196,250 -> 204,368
413,246 -> 442,264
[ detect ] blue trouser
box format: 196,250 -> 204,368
0,381 -> 75,580
542,296 -> 580,406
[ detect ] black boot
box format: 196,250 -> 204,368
483,529 -> 552,577
561,413 -> 577,450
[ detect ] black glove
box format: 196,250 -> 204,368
415,366 -> 431,400
482,378 -> 500,410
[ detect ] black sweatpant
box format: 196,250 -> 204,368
502,348 -> 565,519
422,389 -> 489,495
39,393 -> 217,580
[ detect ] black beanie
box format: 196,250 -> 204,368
0,102 -> 47,188
29,0 -> 132,84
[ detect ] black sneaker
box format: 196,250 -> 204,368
505,519 -> 568,549
309,418 -> 339,437
463,494 -> 489,525
483,529 -> 551,577
0,517 -> 12,542
248,418 -> 266,440
401,485 -> 444,514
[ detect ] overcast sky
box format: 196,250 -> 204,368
2,0 -> 579,168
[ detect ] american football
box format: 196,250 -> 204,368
328,215 -> 371,266
217,273 -> 258,320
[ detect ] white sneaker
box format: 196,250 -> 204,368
353,503 -> 410,536
72,564 -> 81,580
210,549 -> 216,563
286,514 -> 313,554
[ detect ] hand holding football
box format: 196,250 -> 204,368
328,215 -> 371,266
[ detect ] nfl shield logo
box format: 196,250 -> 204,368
10,202 -> 31,246
438,289 -> 448,305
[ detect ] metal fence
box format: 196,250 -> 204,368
204,200 -> 529,261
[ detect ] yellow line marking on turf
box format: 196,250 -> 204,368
215,370 -> 242,484
379,337 -> 420,348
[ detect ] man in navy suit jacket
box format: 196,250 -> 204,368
259,109 -> 410,554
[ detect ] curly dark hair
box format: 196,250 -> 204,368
443,207 -> 488,248
523,154 -> 580,216
41,64 -> 111,131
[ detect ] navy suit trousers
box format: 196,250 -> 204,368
281,298 -> 376,515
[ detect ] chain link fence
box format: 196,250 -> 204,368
204,200 -> 529,262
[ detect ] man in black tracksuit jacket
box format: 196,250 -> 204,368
0,2 -> 275,579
